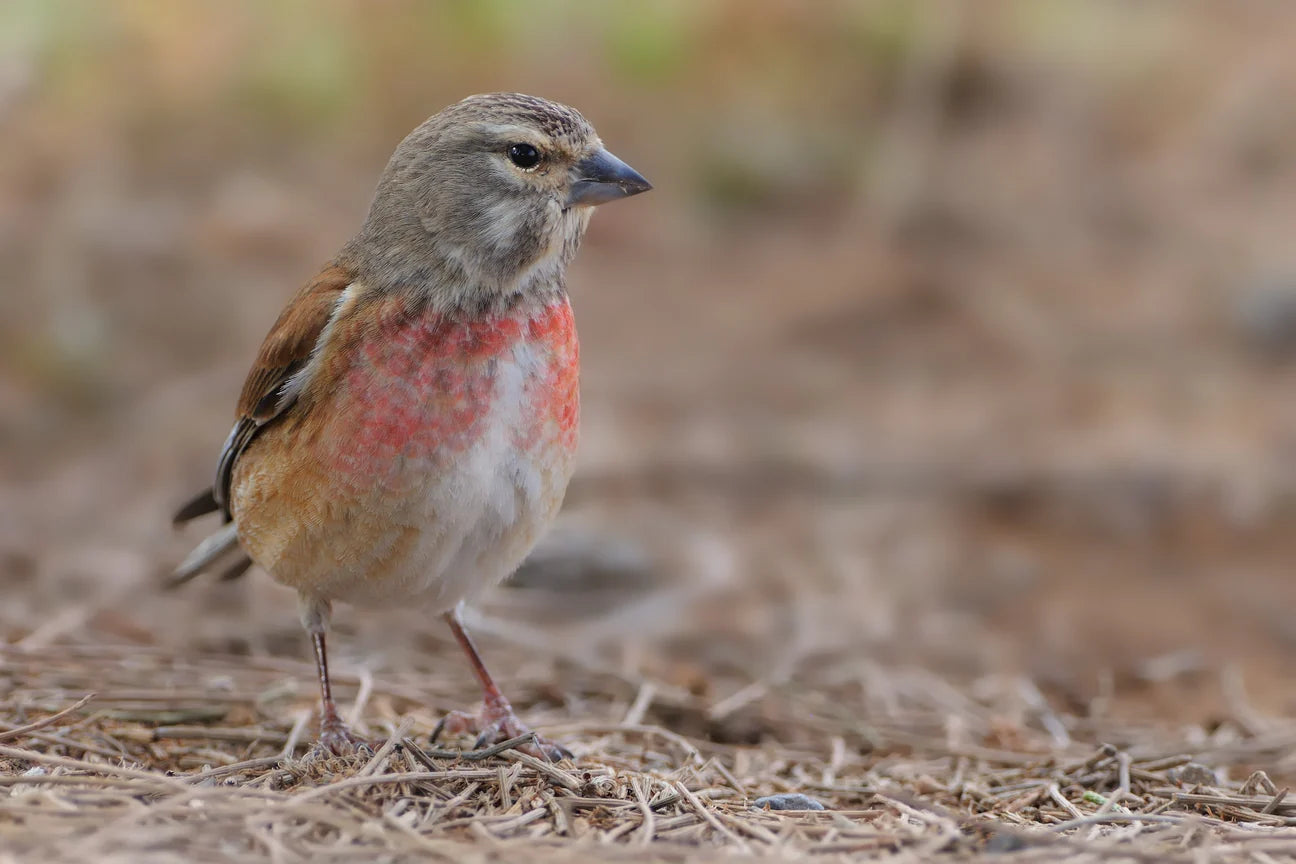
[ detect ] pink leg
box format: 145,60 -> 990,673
303,599 -> 367,755
432,610 -> 570,761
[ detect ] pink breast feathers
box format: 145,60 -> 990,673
522,298 -> 580,451
324,297 -> 579,479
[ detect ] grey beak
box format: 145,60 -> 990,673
566,149 -> 652,208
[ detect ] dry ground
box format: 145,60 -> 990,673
6,2 -> 1296,861
3,637 -> 1296,863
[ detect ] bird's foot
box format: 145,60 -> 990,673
432,699 -> 570,762
315,709 -> 374,757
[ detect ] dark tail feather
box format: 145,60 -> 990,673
173,488 -> 220,526
169,489 -> 253,588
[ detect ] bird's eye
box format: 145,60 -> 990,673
507,143 -> 542,170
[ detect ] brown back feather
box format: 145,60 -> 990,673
237,263 -> 353,420
216,262 -> 353,510
173,263 -> 352,526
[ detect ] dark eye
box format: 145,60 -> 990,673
507,143 -> 542,169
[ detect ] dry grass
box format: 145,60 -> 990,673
3,643 -> 1296,863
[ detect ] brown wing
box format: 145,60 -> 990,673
237,262 -> 354,422
173,263 -> 353,525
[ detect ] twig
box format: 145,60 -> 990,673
503,749 -> 582,792
631,775 -> 656,846
675,781 -> 750,853
1049,812 -> 1192,832
1260,788 -> 1289,816
346,667 -> 373,729
622,682 -> 656,727
355,721 -> 410,778
404,733 -> 538,765
287,770 -> 532,803
547,722 -> 704,764
152,725 -> 288,745
185,756 -> 285,783
1047,784 -> 1084,820
0,693 -> 95,742
0,742 -> 188,787
281,709 -> 311,758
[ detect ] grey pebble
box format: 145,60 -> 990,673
1167,762 -> 1217,786
1235,275 -> 1296,356
752,793 -> 826,811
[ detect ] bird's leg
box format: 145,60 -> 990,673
311,629 -> 353,749
302,597 -> 366,755
432,608 -> 571,762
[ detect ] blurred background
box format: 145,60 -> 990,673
4,0 -> 1296,747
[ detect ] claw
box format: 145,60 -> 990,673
431,708 -> 476,745
430,716 -> 448,744
316,710 -> 374,756
534,736 -> 573,762
432,705 -> 570,762
318,726 -> 372,756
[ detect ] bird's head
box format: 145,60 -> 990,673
351,93 -> 650,309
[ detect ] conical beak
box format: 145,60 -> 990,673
565,148 -> 652,208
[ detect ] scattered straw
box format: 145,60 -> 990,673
0,693 -> 94,742
3,643 -> 1296,862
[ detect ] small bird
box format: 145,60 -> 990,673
172,93 -> 650,759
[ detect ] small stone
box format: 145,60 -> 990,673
752,793 -> 826,811
985,832 -> 1031,853
1168,763 -> 1217,786
1235,275 -> 1296,356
